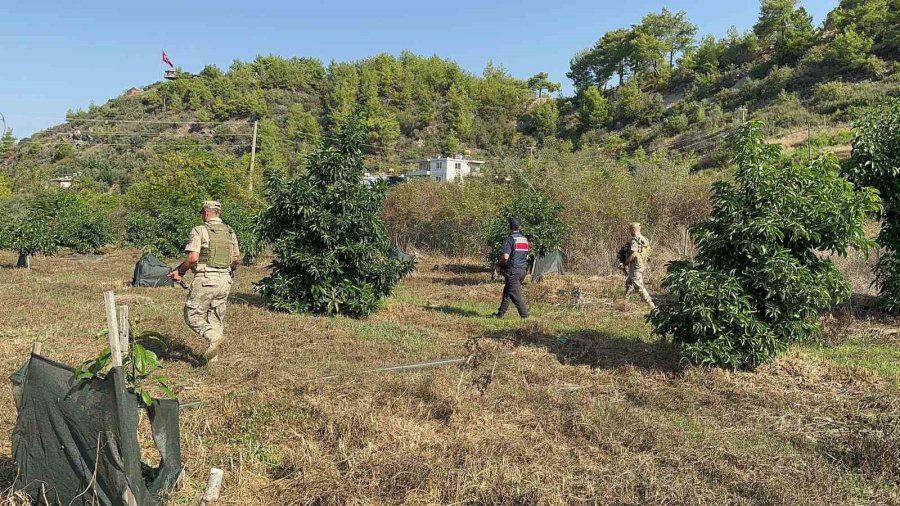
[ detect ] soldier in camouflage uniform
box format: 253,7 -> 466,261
168,201 -> 240,363
622,222 -> 655,310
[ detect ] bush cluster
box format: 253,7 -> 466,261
847,98 -> 900,313
256,118 -> 412,317
650,121 -> 880,369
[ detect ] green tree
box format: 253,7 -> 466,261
524,100 -> 559,139
578,86 -> 612,130
447,82 -> 475,139
846,99 -> 900,312
285,104 -> 321,146
774,7 -> 817,65
754,0 -> 799,47
443,130 -> 462,155
0,202 -> 58,269
690,34 -> 724,74
568,28 -> 634,89
324,61 -> 360,127
629,27 -> 668,77
484,187 -> 567,266
823,28 -> 874,74
650,121 -> 880,369
256,116 -> 412,317
720,27 -> 760,68
365,109 -> 401,152
256,118 -> 286,172
825,0 -> 900,59
527,72 -> 561,98
0,129 -> 15,156
640,8 -> 698,67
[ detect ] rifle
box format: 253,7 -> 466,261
616,244 -> 630,274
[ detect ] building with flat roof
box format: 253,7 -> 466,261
405,156 -> 485,183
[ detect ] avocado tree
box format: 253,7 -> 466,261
650,121 -> 880,369
484,187 -> 567,266
256,116 -> 413,317
0,213 -> 58,269
846,98 -> 900,313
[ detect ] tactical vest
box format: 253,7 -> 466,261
198,222 -> 233,269
632,235 -> 651,266
508,232 -> 530,269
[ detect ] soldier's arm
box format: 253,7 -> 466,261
169,227 -> 202,281
497,237 -> 513,267
172,252 -> 199,277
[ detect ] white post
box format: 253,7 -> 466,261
103,291 -> 123,367
198,468 -> 224,505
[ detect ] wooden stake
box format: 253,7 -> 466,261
118,305 -> 130,354
31,341 -> 42,355
198,468 -> 224,505
103,291 -> 123,367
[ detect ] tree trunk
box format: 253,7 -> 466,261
669,50 -> 675,68
618,64 -> 624,87
16,253 -> 31,269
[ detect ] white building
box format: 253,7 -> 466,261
406,156 -> 486,183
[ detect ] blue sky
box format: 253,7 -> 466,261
1,0 -> 838,138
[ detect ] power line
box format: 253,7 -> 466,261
63,118 -> 255,126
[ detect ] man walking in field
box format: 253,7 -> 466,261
494,217 -> 529,319
168,201 -> 240,363
621,222 -> 656,310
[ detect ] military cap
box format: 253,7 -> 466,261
201,200 -> 222,211
629,222 -> 641,229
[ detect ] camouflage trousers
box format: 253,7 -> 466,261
625,264 -> 654,307
183,271 -> 233,345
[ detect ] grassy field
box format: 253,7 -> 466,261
0,250 -> 898,505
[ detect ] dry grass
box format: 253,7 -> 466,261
0,250 -> 898,505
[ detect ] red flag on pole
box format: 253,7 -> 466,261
162,51 -> 174,68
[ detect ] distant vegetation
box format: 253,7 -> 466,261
0,0 -> 897,300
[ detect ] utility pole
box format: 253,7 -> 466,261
162,94 -> 167,116
248,120 -> 258,193
738,106 -> 747,124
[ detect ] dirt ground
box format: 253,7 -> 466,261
0,250 -> 898,505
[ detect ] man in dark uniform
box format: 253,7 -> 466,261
494,217 -> 530,318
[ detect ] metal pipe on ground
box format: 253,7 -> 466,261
312,357 -> 468,382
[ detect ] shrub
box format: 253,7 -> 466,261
256,117 -> 412,317
125,206 -> 197,259
846,99 -> 900,313
664,114 -> 690,136
650,121 -> 880,369
757,66 -> 794,100
483,187 -> 567,265
0,213 -> 58,267
220,201 -> 263,259
383,179 -> 511,256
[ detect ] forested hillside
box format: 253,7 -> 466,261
2,0 -> 899,192
0,0 -> 898,267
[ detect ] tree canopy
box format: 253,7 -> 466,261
650,121 -> 880,369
